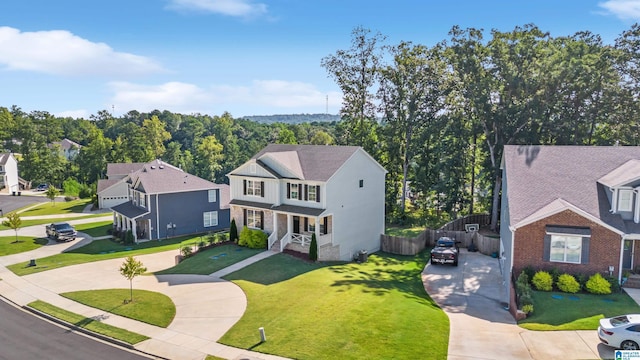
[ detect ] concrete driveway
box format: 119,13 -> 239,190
422,249 -> 615,360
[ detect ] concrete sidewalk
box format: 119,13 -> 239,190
0,241 -> 289,360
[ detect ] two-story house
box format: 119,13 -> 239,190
52,138 -> 82,160
500,145 -> 640,306
0,152 -> 19,194
110,159 -> 230,242
227,144 -> 386,261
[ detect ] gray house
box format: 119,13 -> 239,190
111,160 -> 230,242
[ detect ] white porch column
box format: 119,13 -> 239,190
314,216 -> 320,242
273,212 -> 278,239
287,214 -> 292,236
132,221 -> 138,244
635,189 -> 640,223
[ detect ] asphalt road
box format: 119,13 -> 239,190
0,298 -> 152,360
0,193 -> 49,215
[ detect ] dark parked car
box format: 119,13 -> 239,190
430,237 -> 459,266
46,222 -> 77,242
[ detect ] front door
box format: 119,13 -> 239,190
293,216 -> 300,234
623,240 -> 633,270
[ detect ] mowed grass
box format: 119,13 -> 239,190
28,300 -> 149,344
7,234 -> 201,276
61,289 -> 176,328
219,251 -> 448,360
155,243 -> 263,275
74,221 -> 113,238
385,225 -> 425,238
519,290 -> 640,330
15,198 -> 92,216
0,236 -> 49,256
0,214 -> 109,231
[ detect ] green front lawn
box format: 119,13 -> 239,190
15,198 -> 92,216
155,244 -> 263,275
61,289 -> 176,328
28,300 -> 149,344
75,221 -> 113,238
7,235 -> 201,276
519,290 -> 640,330
219,252 -> 448,360
0,236 -> 49,256
0,214 -> 109,231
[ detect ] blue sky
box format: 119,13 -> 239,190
0,0 -> 638,118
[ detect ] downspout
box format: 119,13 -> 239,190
634,188 -> 640,224
507,226 -> 516,310
611,188 -> 618,214
156,194 -> 160,240
620,235 -> 626,282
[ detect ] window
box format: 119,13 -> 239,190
139,193 -> 146,208
208,189 -> 217,202
307,217 -> 316,232
308,185 -> 317,202
359,179 -> 364,188
619,189 -> 633,212
203,211 -> 218,227
246,209 -> 262,229
549,235 -> 582,263
247,180 -> 262,197
290,183 -> 299,199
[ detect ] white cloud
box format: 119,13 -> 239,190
108,80 -> 342,115
0,27 -> 164,76
598,0 -> 640,20
166,0 -> 267,18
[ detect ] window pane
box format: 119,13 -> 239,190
566,237 -> 581,263
619,190 -> 633,211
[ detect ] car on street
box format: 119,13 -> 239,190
430,236 -> 459,266
35,184 -> 49,191
598,314 -> 640,350
46,222 -> 77,242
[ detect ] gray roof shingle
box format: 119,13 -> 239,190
249,144 -> 362,182
503,145 -> 640,233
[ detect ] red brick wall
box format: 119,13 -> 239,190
513,210 -> 622,277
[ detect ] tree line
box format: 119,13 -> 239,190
2,23 -> 640,229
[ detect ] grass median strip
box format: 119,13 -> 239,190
219,251 -> 448,360
28,300 -> 149,344
14,199 -> 92,216
61,289 -> 176,328
7,234 -> 202,276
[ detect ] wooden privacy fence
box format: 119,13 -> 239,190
438,214 -> 490,231
381,228 -> 500,257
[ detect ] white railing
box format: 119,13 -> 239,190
318,233 -> 332,247
268,231 -> 278,250
291,233 -> 312,246
279,232 -> 290,252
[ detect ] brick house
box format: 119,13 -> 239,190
500,145 -> 640,304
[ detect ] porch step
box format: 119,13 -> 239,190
624,275 -> 640,289
270,239 -> 281,252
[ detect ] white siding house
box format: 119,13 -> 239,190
0,153 -> 19,194
227,144 -> 386,261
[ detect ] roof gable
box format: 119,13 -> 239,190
126,159 -> 222,194
503,145 -> 640,233
598,159 -> 640,188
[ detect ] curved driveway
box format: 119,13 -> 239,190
422,249 -> 615,360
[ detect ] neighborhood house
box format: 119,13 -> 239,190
107,159 -> 230,242
227,144 -> 386,261
500,145 -> 640,305
0,152 -> 19,194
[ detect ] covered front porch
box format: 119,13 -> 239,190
111,202 -> 150,243
267,209 -> 333,255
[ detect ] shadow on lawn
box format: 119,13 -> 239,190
328,252 -> 438,306
223,253 -> 337,285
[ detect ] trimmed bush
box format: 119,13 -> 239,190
605,275 -> 622,293
238,226 -> 251,247
586,273 -> 612,295
519,292 -> 534,306
556,274 -> 580,293
309,233 -> 318,261
532,271 -> 553,291
522,266 -> 536,283
230,219 -> 238,243
238,227 -> 267,249
522,304 -> 534,315
181,245 -> 193,258
124,230 -> 135,245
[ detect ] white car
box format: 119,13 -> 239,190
598,314 -> 640,350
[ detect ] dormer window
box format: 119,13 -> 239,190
619,189 -> 633,212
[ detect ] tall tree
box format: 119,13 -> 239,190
2,212 -> 22,243
321,26 -> 385,157
194,135 -> 224,181
141,115 -> 171,159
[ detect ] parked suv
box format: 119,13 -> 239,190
46,222 -> 77,242
430,237 -> 460,266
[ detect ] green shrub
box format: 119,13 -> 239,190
78,183 -> 94,199
549,267 -> 561,283
522,304 -> 534,315
63,178 -> 82,196
605,275 -> 621,293
230,219 -> 238,242
207,232 -> 216,246
238,226 -> 251,247
516,272 -> 530,295
586,273 -> 612,295
124,230 -> 135,245
522,266 -> 536,283
309,233 -> 318,261
181,245 -> 193,258
556,274 -> 580,293
532,271 -> 553,291
248,229 -> 267,249
215,232 -> 227,243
